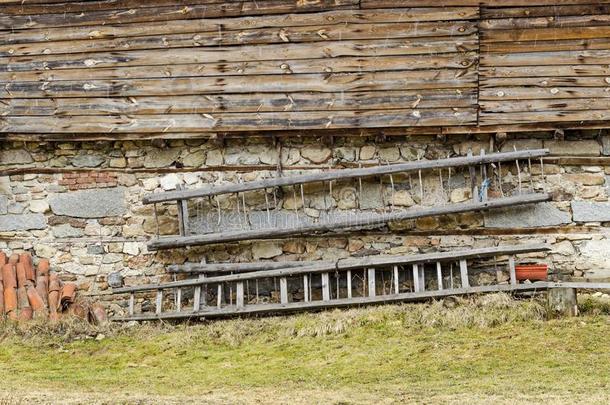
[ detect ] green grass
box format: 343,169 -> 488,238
0,293 -> 609,404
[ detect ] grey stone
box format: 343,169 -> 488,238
7,203 -> 25,214
572,201 -> 610,222
0,149 -> 33,164
602,135 -> 610,156
52,223 -> 84,238
143,148 -> 180,168
49,188 -> 126,218
484,202 -> 571,228
0,214 -> 46,231
71,154 -> 105,167
0,195 -> 7,214
107,272 -> 124,288
87,244 -> 105,255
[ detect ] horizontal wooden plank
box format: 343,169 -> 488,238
0,0 -> 229,14
0,21 -> 476,57
480,109 -> 610,125
480,65 -> 610,78
0,53 -> 479,82
481,98 -> 610,113
364,0 -> 610,7
0,70 -> 476,98
480,87 -> 610,100
0,108 -> 477,133
2,36 -> 479,72
0,89 -> 477,116
482,26 -> 610,43
0,8 -> 480,46
481,50 -> 610,66
481,37 -> 610,54
481,76 -> 610,88
0,0 -> 359,30
480,14 -> 610,30
481,4 -> 610,19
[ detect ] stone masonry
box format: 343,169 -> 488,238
1,130 -> 609,315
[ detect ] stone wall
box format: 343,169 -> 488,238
1,131 -> 609,314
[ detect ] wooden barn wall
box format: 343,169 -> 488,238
1,0 -> 610,139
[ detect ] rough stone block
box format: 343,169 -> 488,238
602,135 -> 610,156
0,214 -> 46,231
545,140 -> 600,156
0,195 -> 7,214
71,154 -> 104,167
52,224 -> 84,238
572,201 -> 610,222
0,149 -> 33,164
49,188 -> 126,218
499,139 -> 543,152
579,240 -> 610,279
484,202 -> 571,228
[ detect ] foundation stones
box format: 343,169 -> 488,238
49,188 -> 126,218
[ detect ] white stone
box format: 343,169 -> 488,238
206,149 -> 224,166
450,188 -> 471,203
391,190 -> 415,207
553,241 -> 575,256
142,178 -> 159,191
160,173 -> 180,190
252,242 -> 282,259
29,199 -> 50,213
34,244 -> 57,259
183,173 -> 199,185
301,145 -> 332,164
304,208 -> 320,218
123,242 -> 140,256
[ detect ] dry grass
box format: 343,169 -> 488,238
0,293 -> 608,404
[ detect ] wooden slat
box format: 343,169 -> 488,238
303,275 -> 310,302
279,277 -> 288,304
321,273 -> 330,301
481,37 -> 610,53
0,8 -> 480,45
346,270 -> 352,299
0,0 -> 359,30
481,50 -> 610,66
482,26 -> 610,43
459,259 -> 470,288
436,262 -> 443,291
481,98 -> 610,113
480,87 -> 610,100
481,4 -> 610,19
509,256 -> 517,285
412,264 -> 420,293
480,110 -> 610,125
0,70 -> 476,98
0,108 -> 477,133
0,90 -> 477,117
128,292 -> 134,316
364,0 -> 610,7
481,76 -> 610,88
367,268 -> 376,297
0,54 -> 478,82
0,21 -> 476,57
2,36 -> 479,72
480,14 -> 610,30
393,266 -> 399,294
480,65 -> 610,78
155,289 -> 163,315
236,281 -> 245,308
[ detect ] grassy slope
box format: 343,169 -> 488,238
0,294 -> 609,404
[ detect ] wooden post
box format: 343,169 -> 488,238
128,292 -> 135,316
236,281 -> 245,308
368,268 -> 376,297
176,184 -> 189,236
346,270 -> 352,299
321,273 -> 330,301
459,259 -> 470,288
303,274 -> 310,302
155,289 -> 163,315
508,256 -> 517,286
280,277 -> 288,304
548,288 -> 578,317
412,264 -> 420,293
418,265 -> 425,292
436,262 -> 443,291
393,265 -> 399,294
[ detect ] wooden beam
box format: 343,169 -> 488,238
143,149 -> 549,204
147,193 -> 551,250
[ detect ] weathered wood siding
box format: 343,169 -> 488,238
1,0 -> 609,139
